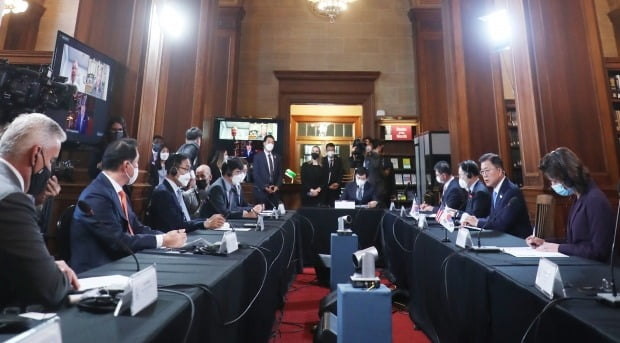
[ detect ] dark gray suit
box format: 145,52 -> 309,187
0,160 -> 70,308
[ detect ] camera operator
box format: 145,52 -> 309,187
349,137 -> 366,169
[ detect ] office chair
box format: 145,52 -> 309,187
534,194 -> 554,238
56,204 -> 75,262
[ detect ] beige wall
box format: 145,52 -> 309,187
236,0 -> 417,118
35,0 -> 79,51
596,0 -> 618,57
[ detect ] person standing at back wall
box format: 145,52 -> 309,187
252,135 -> 282,209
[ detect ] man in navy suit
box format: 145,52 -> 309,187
252,135 -> 282,209
201,157 -> 263,219
149,153 -> 225,232
420,160 -> 467,213
71,138 -> 187,273
455,160 -> 491,219
461,153 -> 531,238
322,142 -> 344,207
340,167 -> 378,208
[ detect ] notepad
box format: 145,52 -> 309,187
78,275 -> 129,291
500,247 -> 568,258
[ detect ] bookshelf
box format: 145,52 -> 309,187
505,99 -> 523,187
376,118 -> 418,204
604,58 -> 620,151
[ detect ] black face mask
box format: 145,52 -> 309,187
153,143 -> 163,152
111,130 -> 124,141
196,179 -> 208,190
28,149 -> 52,196
311,152 -> 319,160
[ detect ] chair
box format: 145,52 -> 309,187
534,194 -> 555,238
56,204 -> 75,262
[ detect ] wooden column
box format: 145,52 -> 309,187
2,2 -> 46,50
409,8 -> 448,133
442,0 -> 505,168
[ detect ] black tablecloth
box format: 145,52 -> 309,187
380,211 -> 620,343
0,213 -> 299,343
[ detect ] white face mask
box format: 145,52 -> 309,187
126,163 -> 138,185
160,152 -> 169,161
240,172 -> 247,183
458,178 -> 468,189
327,151 -> 335,158
435,175 -> 443,184
264,143 -> 274,152
178,172 -> 191,187
356,178 -> 366,188
232,173 -> 245,186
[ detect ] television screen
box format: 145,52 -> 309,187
217,119 -> 279,141
47,31 -> 115,145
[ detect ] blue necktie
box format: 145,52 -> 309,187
176,189 -> 191,221
357,186 -> 363,201
492,191 -> 498,208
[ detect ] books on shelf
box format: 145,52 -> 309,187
609,74 -> 620,99
395,173 -> 416,186
615,110 -> 620,131
395,174 -> 403,185
390,158 -> 399,169
402,174 -> 411,184
402,158 -> 411,169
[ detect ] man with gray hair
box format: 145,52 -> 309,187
0,113 -> 79,309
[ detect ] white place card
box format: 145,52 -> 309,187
535,258 -> 566,299
257,215 -> 265,232
334,200 -> 355,209
219,231 -> 239,254
455,228 -> 472,249
130,265 -> 158,316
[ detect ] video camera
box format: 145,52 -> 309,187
351,138 -> 366,163
0,60 -> 76,125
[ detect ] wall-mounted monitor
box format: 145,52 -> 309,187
212,117 -> 284,159
46,31 -> 116,145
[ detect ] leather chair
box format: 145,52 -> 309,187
534,194 -> 554,238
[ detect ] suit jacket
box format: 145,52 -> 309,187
252,150 -> 282,203
477,178 -> 531,238
0,161 -> 70,309
558,181 -> 614,262
321,156 -> 343,187
177,142 -> 200,170
70,172 -> 163,273
149,179 -> 205,232
440,178 -> 467,211
458,179 -> 491,218
340,181 -> 377,205
201,177 -> 250,219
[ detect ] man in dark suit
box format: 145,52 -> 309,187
461,153 -> 531,238
455,160 -> 491,219
322,142 -> 344,207
420,160 -> 467,213
202,157 -> 263,219
0,113 -> 79,309
71,138 -> 187,273
177,127 -> 202,170
252,135 -> 282,209
340,167 -> 378,208
149,154 -> 224,232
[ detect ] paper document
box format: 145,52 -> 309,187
500,247 -> 568,258
78,275 -> 129,291
214,227 -> 252,231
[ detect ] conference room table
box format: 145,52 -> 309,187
0,212 -> 300,343
380,211 -> 620,342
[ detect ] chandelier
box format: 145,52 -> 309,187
2,0 -> 29,16
307,0 -> 357,23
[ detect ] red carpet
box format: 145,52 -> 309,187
271,268 -> 430,342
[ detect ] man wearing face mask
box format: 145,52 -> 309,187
149,154 -> 224,232
183,164 -> 212,217
322,143 -> 343,207
525,148 -> 614,262
340,167 -> 378,208
454,160 -> 491,219
202,157 -> 263,219
420,160 -> 467,213
252,135 -> 282,209
71,138 -> 187,273
0,113 -> 80,309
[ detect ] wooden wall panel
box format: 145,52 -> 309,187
409,8 -> 448,133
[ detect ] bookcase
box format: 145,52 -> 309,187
376,119 -> 418,204
505,99 -> 523,187
604,58 -> 620,151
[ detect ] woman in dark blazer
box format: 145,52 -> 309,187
526,147 -> 615,262
301,145 -> 323,206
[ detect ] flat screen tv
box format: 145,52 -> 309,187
213,117 -> 284,154
46,31 -> 116,145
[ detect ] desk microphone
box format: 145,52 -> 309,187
597,181 -> 620,305
470,196 -> 516,252
253,185 -> 281,217
77,200 -> 141,271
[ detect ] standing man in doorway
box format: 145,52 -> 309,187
252,135 -> 282,209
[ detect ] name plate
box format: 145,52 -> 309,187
219,231 -> 239,254
257,215 -> 265,232
130,265 -> 158,316
335,200 -> 355,209
535,258 -> 566,299
6,316 -> 62,343
417,215 -> 427,229
455,228 -> 472,249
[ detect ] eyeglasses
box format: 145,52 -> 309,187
178,166 -> 191,172
480,168 -> 498,175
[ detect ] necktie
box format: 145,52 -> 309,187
493,191 -> 498,208
328,159 -> 333,183
228,187 -> 236,210
176,188 -> 191,221
118,190 -> 134,235
357,186 -> 363,201
267,153 -> 274,182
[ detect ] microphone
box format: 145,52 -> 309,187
597,181 -> 620,305
470,195 -> 517,252
77,200 -> 140,271
253,185 -> 279,211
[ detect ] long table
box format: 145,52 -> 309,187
381,211 -> 620,342
0,213 -> 300,343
